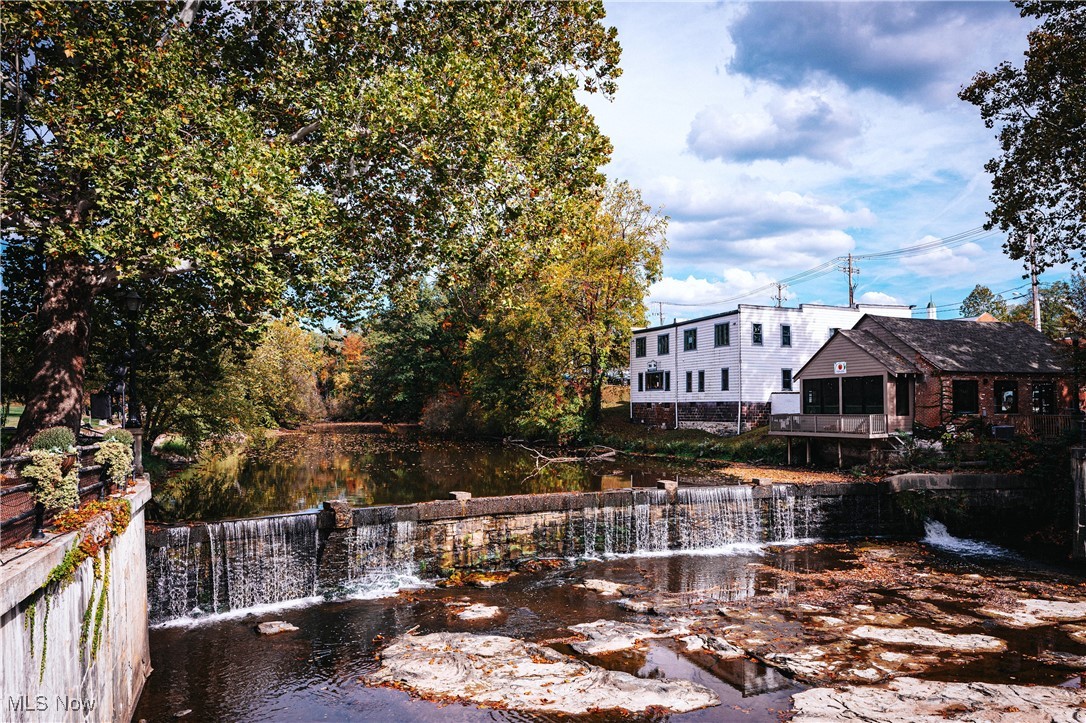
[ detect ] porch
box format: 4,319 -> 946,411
769,413 -> 913,439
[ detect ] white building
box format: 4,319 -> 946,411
629,303 -> 914,434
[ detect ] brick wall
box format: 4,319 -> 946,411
631,402 -> 676,428
913,367 -> 1072,428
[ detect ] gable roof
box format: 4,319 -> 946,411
856,315 -> 1068,374
837,329 -> 920,374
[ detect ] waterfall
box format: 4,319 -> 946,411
147,484 -> 826,624
147,513 -> 320,624
675,486 -> 762,549
345,520 -> 421,597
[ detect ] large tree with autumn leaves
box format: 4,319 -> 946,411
1,1 -> 621,449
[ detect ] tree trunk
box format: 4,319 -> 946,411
587,346 -> 603,424
8,257 -> 99,453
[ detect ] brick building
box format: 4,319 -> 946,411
770,315 -> 1076,458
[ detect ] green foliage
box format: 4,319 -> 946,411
101,428 -> 133,446
959,284 -> 1008,319
3,1 -> 623,445
94,440 -> 133,486
960,2 -> 1086,272
30,427 -> 76,453
22,450 -> 80,511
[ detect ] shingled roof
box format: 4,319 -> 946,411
855,315 -> 1069,374
836,329 -> 920,374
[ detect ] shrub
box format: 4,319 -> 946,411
22,450 -> 80,511
30,426 -> 76,453
94,441 -> 133,486
420,391 -> 479,437
102,428 -> 134,446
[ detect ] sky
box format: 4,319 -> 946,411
580,1 -> 1068,322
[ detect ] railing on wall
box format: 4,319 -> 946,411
769,414 -> 912,438
0,444 -> 114,549
999,414 -> 1082,439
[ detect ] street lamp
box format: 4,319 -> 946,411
122,289 -> 144,474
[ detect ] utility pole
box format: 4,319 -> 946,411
1028,232 -> 1042,332
838,253 -> 859,306
773,283 -> 787,307
652,301 -> 665,326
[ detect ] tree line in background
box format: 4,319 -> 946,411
959,275 -> 1086,340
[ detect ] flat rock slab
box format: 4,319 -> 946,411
256,621 -> 298,635
791,676 -> 1086,722
849,625 -> 1006,652
367,632 -> 719,715
578,579 -> 627,596
980,599 -> 1086,628
455,603 -> 502,620
569,618 -> 691,655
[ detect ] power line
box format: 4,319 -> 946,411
656,226 -> 998,309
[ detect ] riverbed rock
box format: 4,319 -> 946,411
568,618 -> 692,655
255,621 -> 298,635
455,603 -> 502,620
578,579 -> 627,596
791,676 -> 1086,722
979,598 -> 1086,628
849,625 -> 1006,652
367,632 -> 720,715
617,598 -> 656,614
680,634 -> 745,658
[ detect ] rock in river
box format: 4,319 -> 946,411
367,632 -> 719,715
849,625 -> 1006,652
791,676 -> 1086,722
255,621 -> 298,635
568,618 -> 692,655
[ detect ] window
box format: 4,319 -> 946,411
646,371 -> 664,390
803,378 -> 840,414
685,371 -> 693,393
635,337 -> 646,358
1032,382 -> 1057,414
637,373 -> 644,392
665,371 -> 671,391
781,369 -> 793,391
843,375 -> 884,414
698,370 -> 705,392
721,368 -> 730,391
994,380 -> 1018,413
895,376 -> 911,416
714,323 -> 730,347
752,323 -> 763,346
684,328 -> 697,351
781,325 -> 792,347
952,380 -> 979,415
657,334 -> 669,355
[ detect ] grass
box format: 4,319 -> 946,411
1,403 -> 24,427
591,403 -> 787,465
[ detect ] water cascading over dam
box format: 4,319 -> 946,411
146,484 -> 860,625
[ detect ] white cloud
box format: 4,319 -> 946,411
687,90 -> 862,164
898,239 -> 986,277
858,290 -> 903,306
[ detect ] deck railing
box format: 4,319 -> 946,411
997,414 -> 1083,439
769,414 -> 912,438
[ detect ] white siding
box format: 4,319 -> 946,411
631,303 -> 912,407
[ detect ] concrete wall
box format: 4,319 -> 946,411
0,479 -> 151,723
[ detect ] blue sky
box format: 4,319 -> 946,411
581,1 -> 1068,321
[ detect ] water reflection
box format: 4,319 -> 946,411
152,425 -> 688,522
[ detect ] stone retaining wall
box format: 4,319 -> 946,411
1073,448 -> 1086,561
0,479 -> 152,723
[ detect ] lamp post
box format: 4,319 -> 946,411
123,289 -> 144,475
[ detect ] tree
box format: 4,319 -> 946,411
1,2 -> 620,449
555,182 -> 667,423
959,284 -> 1009,319
960,2 -> 1086,272
1004,280 -> 1079,339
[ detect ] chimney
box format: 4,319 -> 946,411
926,297 -> 937,320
